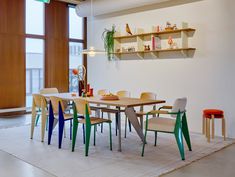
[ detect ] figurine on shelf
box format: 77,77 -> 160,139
126,23 -> 133,35
165,21 -> 174,31
144,45 -> 150,51
173,24 -> 177,30
168,36 -> 174,49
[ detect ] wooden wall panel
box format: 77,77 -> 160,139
45,0 -> 69,92
0,0 -> 25,109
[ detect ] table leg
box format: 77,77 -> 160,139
117,107 -> 122,152
125,107 -> 144,142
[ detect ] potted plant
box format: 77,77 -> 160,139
102,25 -> 116,60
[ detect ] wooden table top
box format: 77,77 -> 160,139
43,92 -> 165,108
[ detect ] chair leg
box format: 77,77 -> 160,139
70,119 -> 72,140
182,113 -> 192,151
94,125 -> 96,146
174,129 -> 185,160
48,111 -> 54,145
82,124 -> 85,144
202,115 -> 205,134
58,120 -> 65,149
85,125 -> 91,156
72,121 -> 78,152
154,131 -> 157,146
222,118 -> 226,140
141,128 -> 148,157
109,123 -> 112,151
207,118 -> 210,142
30,112 -> 37,139
211,115 -> 215,139
35,115 -> 40,126
124,116 -> 127,138
41,113 -> 47,142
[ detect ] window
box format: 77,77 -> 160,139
69,6 -> 85,93
25,0 -> 45,109
26,0 -> 44,35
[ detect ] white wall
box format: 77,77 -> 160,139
87,0 -> 235,138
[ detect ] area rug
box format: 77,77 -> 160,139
0,124 -> 234,177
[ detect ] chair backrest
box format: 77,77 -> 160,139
32,94 -> 47,108
117,90 -> 130,98
50,96 -> 65,114
97,89 -> 107,96
171,97 -> 187,118
140,92 -> 157,100
40,88 -> 59,94
73,98 -> 91,115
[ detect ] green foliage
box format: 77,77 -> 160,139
102,25 -> 116,61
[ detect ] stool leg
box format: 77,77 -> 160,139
211,115 -> 215,139
202,115 -> 205,134
222,117 -> 226,140
207,118 -> 210,142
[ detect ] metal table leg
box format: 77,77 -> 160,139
117,107 -> 122,152
125,107 -> 144,142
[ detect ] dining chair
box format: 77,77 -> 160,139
34,88 -> 59,126
48,96 -> 73,149
72,98 -> 112,156
136,92 -> 157,129
141,97 -> 192,160
30,94 -> 48,142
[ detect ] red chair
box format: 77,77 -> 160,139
202,109 -> 226,142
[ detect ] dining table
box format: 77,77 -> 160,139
42,92 -> 166,151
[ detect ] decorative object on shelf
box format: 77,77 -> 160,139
102,25 -> 116,60
126,23 -> 133,35
165,21 -> 174,31
72,65 -> 86,96
116,48 -> 121,53
168,36 -> 174,49
144,45 -> 150,51
127,46 -> 135,52
152,36 -> 161,50
173,24 -> 177,30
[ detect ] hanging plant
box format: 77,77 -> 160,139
102,25 -> 116,61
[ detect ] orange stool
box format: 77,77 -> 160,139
202,109 -> 226,142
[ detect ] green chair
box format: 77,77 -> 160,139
72,98 -> 112,156
141,97 -> 192,160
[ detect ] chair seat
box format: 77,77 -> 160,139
54,114 -> 73,120
146,117 -> 176,132
79,117 -> 112,125
203,109 -> 224,118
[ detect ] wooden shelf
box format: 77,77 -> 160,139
113,28 -> 195,39
112,48 -> 196,55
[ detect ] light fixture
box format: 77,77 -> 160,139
35,0 -> 50,3
76,0 -> 105,57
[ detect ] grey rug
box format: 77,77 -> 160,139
0,124 -> 233,177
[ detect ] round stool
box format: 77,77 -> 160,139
202,109 -> 226,142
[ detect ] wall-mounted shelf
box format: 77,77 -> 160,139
112,48 -> 196,58
113,24 -> 196,59
113,28 -> 195,39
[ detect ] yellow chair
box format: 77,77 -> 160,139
72,98 -> 112,156
30,94 -> 48,142
47,96 -> 73,149
40,88 -> 59,94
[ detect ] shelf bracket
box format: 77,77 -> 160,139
151,51 -> 159,58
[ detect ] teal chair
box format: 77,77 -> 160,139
142,97 -> 192,160
72,98 -> 112,156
